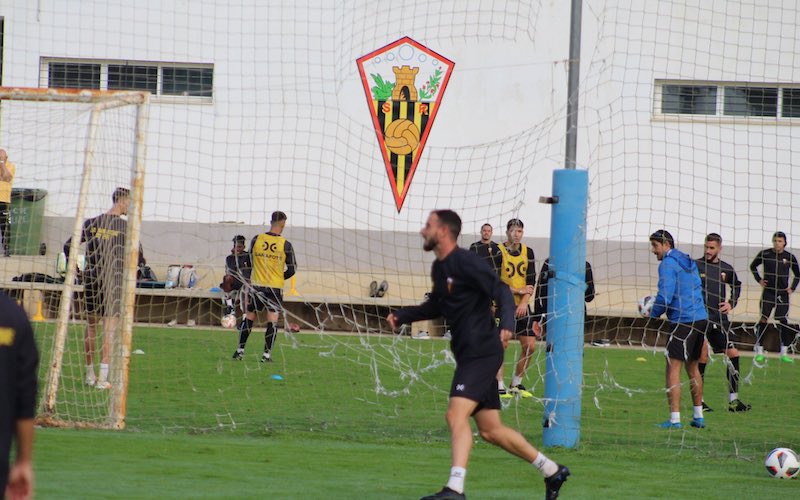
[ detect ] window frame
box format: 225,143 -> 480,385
40,57 -> 213,103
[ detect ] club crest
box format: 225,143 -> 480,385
356,37 -> 454,211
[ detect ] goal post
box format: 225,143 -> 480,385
0,87 -> 149,429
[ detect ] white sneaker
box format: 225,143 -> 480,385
95,381 -> 111,390
412,330 -> 431,339
443,330 -> 452,340
85,373 -> 96,386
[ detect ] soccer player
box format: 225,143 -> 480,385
468,223 -> 501,274
386,210 -> 569,500
695,233 -> 750,412
749,231 -> 800,363
496,218 -> 538,399
647,229 -> 708,429
1,292 -> 38,500
64,187 -> 145,389
232,211 -> 296,362
222,234 -> 252,315
533,258 -> 595,326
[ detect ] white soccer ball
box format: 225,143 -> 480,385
638,295 -> 655,317
765,447 -> 800,479
220,314 -> 237,329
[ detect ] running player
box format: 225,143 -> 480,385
496,218 -> 538,399
386,209 -> 570,500
695,233 -> 751,412
232,211 -> 296,362
749,231 -> 800,363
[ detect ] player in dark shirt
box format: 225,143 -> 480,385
532,258 -> 595,324
468,223 -> 501,274
222,235 -> 252,315
695,233 -> 750,412
749,231 -> 800,363
0,292 -> 39,499
63,188 -> 145,389
386,210 -> 569,500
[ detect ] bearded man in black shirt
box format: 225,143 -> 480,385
387,210 -> 569,500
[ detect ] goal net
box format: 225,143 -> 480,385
2,0 -> 797,459
0,88 -> 148,429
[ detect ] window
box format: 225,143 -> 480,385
108,64 -> 158,93
162,67 -> 213,97
661,85 -> 717,115
42,58 -> 213,100
723,86 -> 778,117
782,88 -> 800,118
48,62 -> 100,89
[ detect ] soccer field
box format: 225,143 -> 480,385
31,325 -> 800,499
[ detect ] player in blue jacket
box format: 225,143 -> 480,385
648,230 -> 708,429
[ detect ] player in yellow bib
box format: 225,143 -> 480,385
496,218 -> 539,399
232,211 -> 297,362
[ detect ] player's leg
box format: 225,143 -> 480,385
720,318 -> 751,411
754,293 -> 774,361
661,323 -> 687,427
697,336 -> 711,411
261,288 -> 283,362
84,314 -> 99,385
510,316 -> 535,398
96,314 -> 119,389
685,322 -> 705,427
233,289 -> 257,360
774,295 -> 794,362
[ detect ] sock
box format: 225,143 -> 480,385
780,345 -> 788,355
729,392 -> 738,402
693,405 -> 703,419
446,466 -> 466,494
670,411 -> 680,423
86,364 -> 96,380
225,298 -> 233,308
238,318 -> 253,349
99,363 -> 109,383
532,452 -> 559,477
728,356 -> 740,394
264,322 -> 276,353
511,374 -> 522,387
754,322 -> 766,348
698,362 -> 706,381
497,379 -> 506,390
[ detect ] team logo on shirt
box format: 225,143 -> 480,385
447,277 -> 454,294
720,272 -> 727,281
0,327 -> 14,346
455,383 -> 465,392
356,38 -> 454,211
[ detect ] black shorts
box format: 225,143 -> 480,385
248,286 -> 283,313
496,313 -> 534,337
705,319 -> 737,353
450,353 -> 503,413
665,321 -> 706,361
83,275 -> 121,317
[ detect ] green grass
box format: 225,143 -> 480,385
31,326 -> 800,498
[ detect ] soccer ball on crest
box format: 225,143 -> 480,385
220,314 -> 237,329
765,447 -> 800,479
638,295 -> 655,317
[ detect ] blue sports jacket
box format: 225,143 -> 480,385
650,248 -> 708,323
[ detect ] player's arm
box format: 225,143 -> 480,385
9,313 -> 38,500
750,251 -> 765,285
789,254 -> 800,292
490,243 -> 502,275
650,262 -> 676,318
585,261 -> 595,303
532,259 -> 549,318
283,241 -> 297,280
728,265 -> 742,309
0,158 -> 12,181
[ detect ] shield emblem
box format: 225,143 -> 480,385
356,37 -> 454,211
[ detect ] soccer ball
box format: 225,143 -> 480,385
638,295 -> 655,317
220,314 -> 237,329
765,448 -> 800,479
